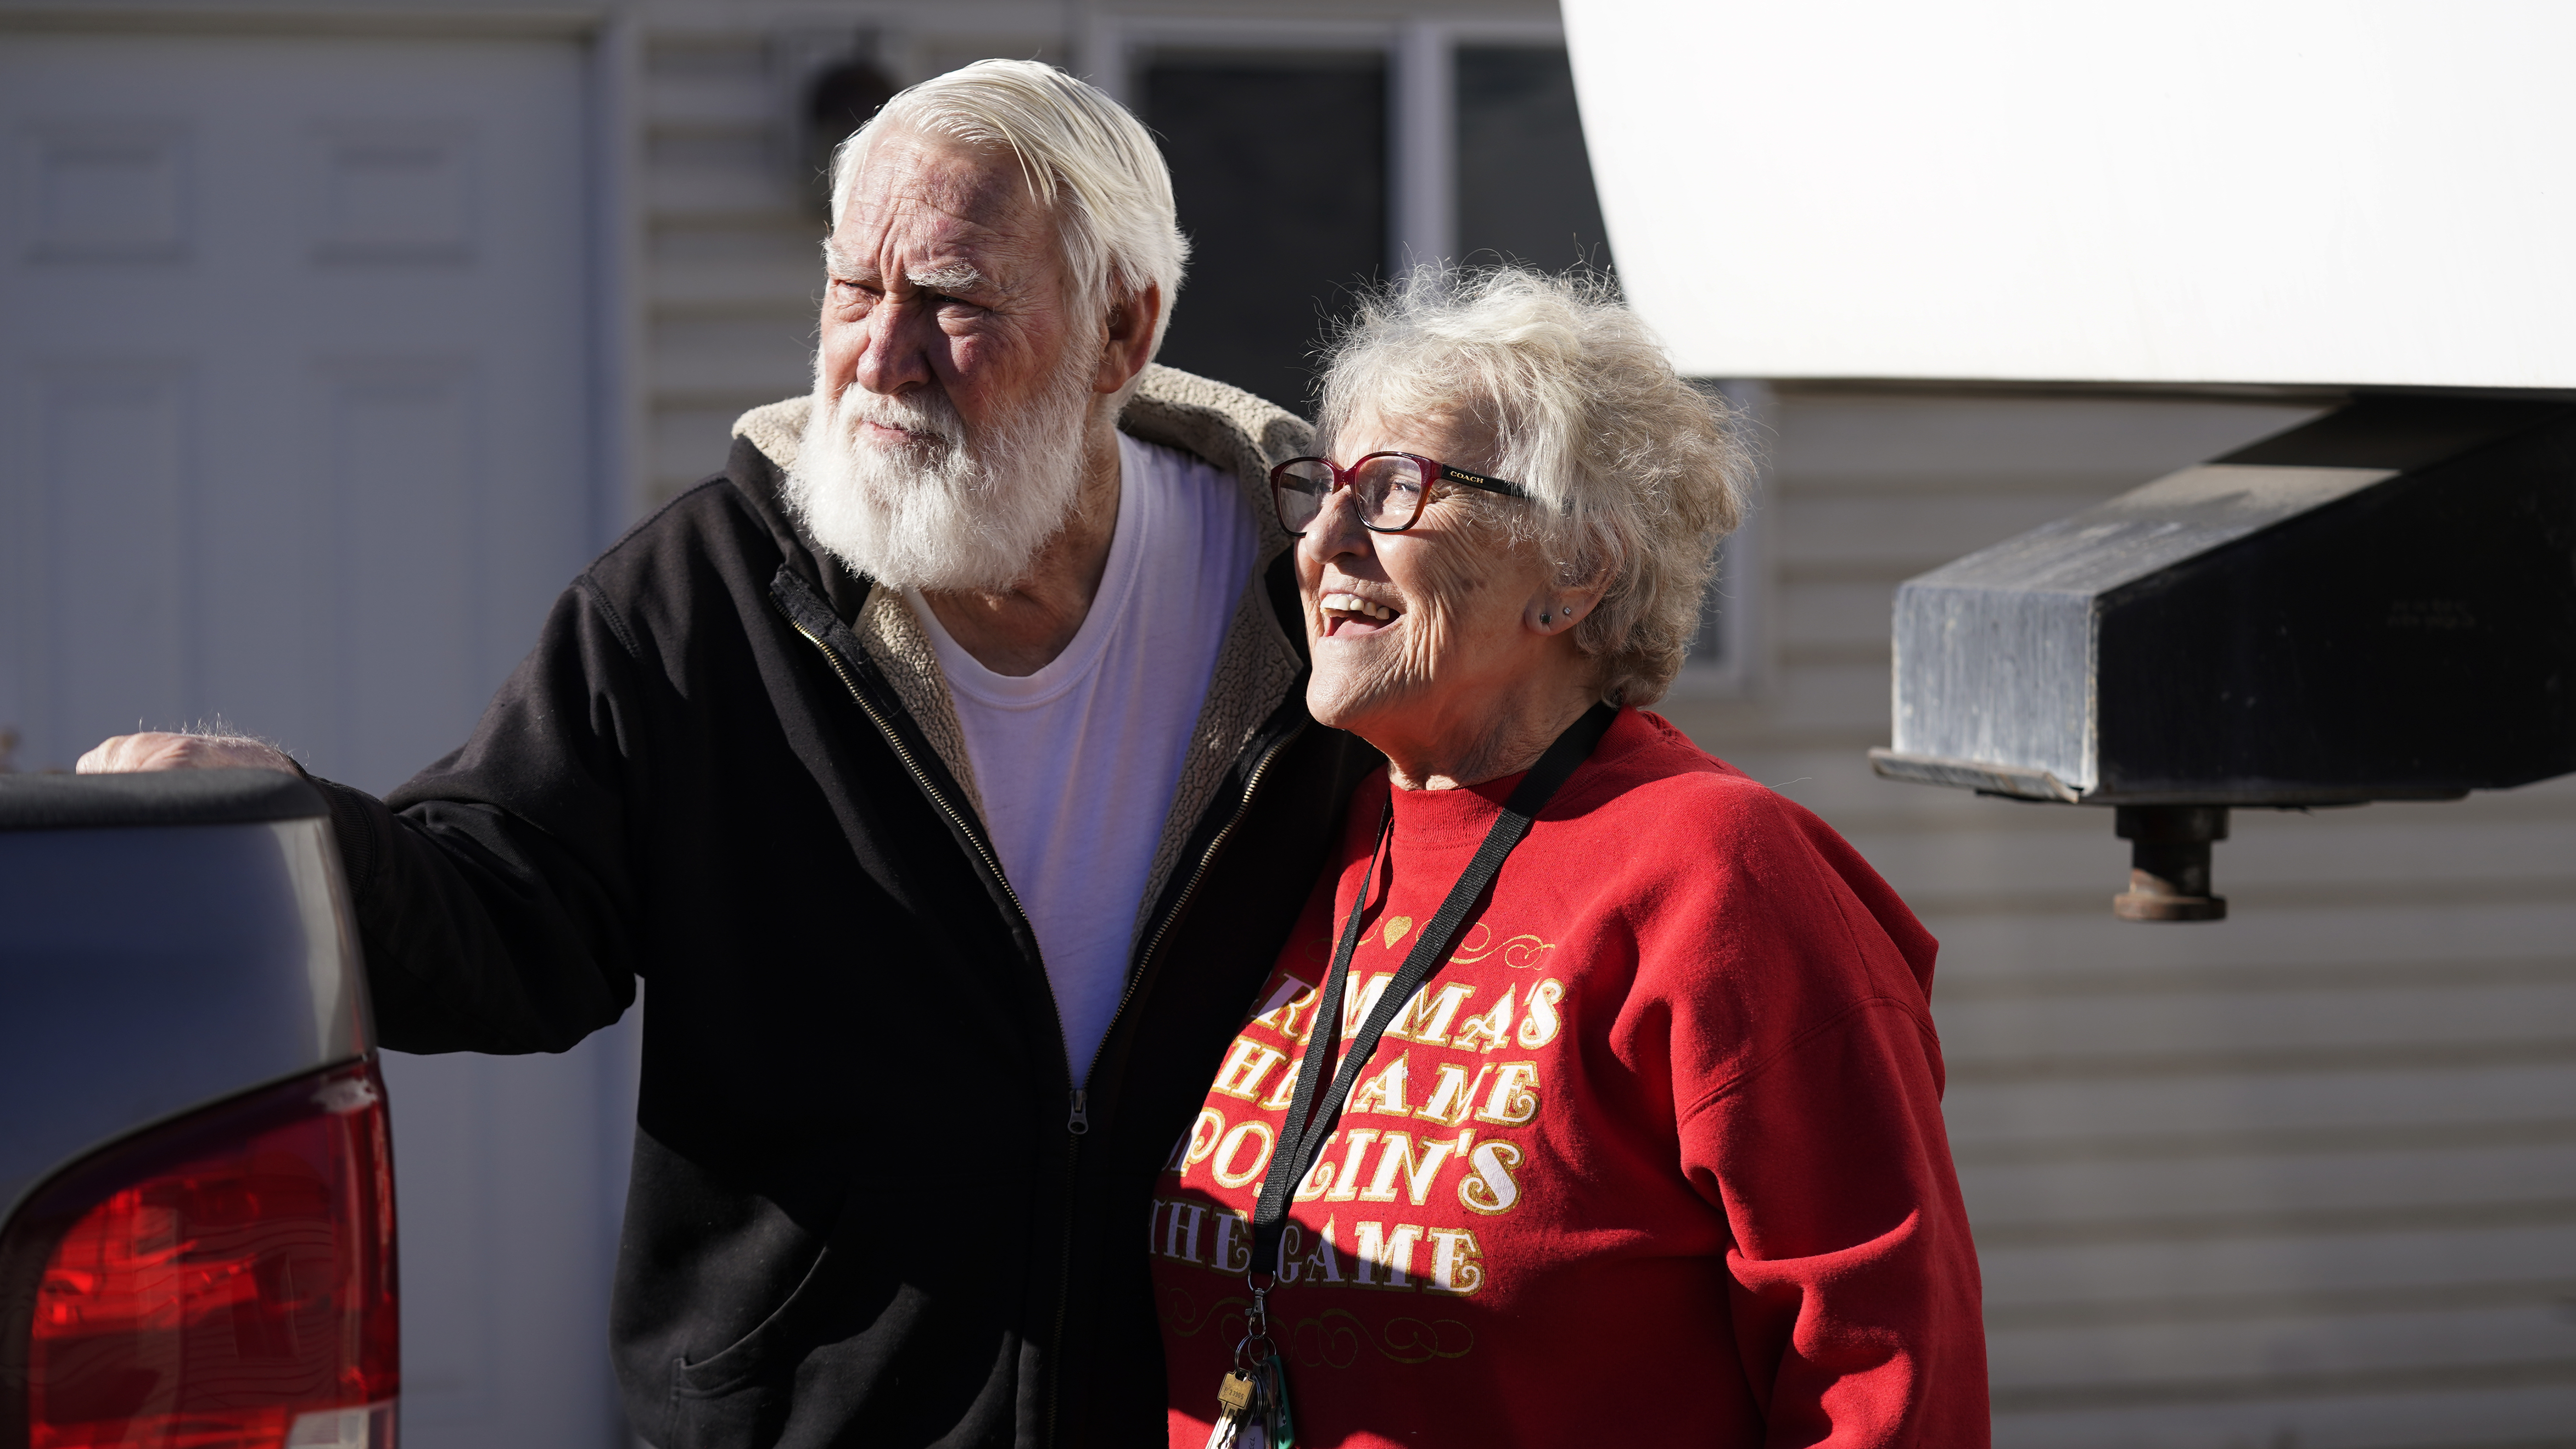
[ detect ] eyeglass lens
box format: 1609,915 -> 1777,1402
1274,456 -> 1427,533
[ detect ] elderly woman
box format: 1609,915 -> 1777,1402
1149,269 -> 1985,1448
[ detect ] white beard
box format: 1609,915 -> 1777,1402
786,348 -> 1100,593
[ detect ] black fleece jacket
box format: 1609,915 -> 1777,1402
306,419 -> 1376,1448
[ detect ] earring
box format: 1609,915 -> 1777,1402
1561,606 -> 1573,616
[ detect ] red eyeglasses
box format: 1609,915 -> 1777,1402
1268,452 -> 1536,535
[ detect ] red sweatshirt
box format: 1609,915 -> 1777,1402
1152,709 -> 1986,1447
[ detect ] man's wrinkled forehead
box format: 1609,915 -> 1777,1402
829,132 -> 1051,275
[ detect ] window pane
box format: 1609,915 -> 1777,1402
1685,551 -> 1731,670
1142,51 -> 1387,410
1454,45 -> 1614,273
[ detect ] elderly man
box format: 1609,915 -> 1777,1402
81,61 -> 1372,1448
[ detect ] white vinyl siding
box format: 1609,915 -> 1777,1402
640,29 -> 821,507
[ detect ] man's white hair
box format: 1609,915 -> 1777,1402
830,59 -> 1190,366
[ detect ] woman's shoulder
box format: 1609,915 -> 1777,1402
1570,709 -> 1938,998
1567,709 -> 1813,839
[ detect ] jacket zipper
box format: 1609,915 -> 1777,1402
795,607 -> 1303,1446
1120,724 -> 1304,1027
1036,720 -> 1303,1443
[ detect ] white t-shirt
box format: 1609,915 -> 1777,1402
909,433 -> 1257,1084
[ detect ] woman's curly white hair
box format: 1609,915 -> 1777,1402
1314,265 -> 1753,707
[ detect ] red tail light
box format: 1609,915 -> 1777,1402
0,1062 -> 398,1449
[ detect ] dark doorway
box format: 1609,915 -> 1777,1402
1454,45 -> 1615,274
1141,50 -> 1388,413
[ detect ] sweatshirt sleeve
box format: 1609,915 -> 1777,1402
306,576 -> 649,1055
1682,1000 -> 1988,1447
1664,788 -> 1988,1447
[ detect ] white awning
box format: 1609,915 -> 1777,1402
1564,0 -> 2576,388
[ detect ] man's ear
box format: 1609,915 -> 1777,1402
1094,281 -> 1163,396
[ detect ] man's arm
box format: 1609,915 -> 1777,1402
78,582 -> 648,1056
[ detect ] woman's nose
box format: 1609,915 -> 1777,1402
1300,483 -> 1375,560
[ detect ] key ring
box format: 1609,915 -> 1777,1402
1233,1274 -> 1276,1374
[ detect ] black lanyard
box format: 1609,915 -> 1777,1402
1249,702 -> 1618,1278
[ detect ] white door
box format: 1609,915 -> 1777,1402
1,29 -> 634,1449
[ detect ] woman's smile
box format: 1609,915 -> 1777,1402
1317,588 -> 1403,635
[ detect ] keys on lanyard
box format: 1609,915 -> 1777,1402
1203,1279 -> 1296,1449
1205,1371 -> 1260,1449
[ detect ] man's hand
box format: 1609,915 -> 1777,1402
77,732 -> 297,775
